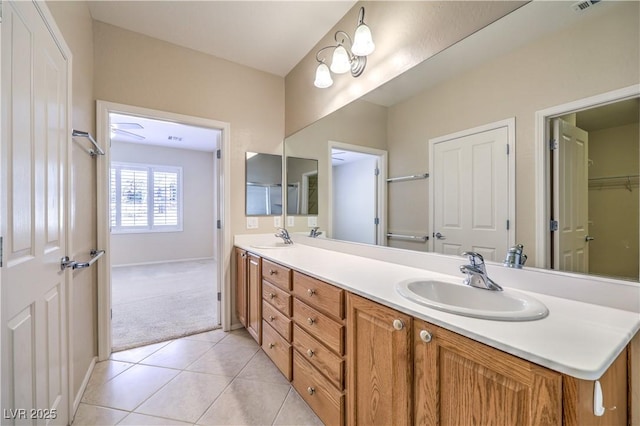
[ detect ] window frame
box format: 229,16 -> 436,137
110,161 -> 184,234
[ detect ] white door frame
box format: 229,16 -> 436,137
327,141 -> 387,245
96,101 -> 231,361
428,118 -> 516,253
534,84 -> 640,269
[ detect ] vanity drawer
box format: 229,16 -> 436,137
293,298 -> 344,355
263,300 -> 292,342
293,350 -> 344,426
262,259 -> 292,291
293,271 -> 344,320
262,321 -> 292,381
293,324 -> 344,390
262,280 -> 292,316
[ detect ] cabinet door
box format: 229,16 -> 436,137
414,319 -> 562,426
347,294 -> 412,425
247,253 -> 262,344
235,248 -> 248,327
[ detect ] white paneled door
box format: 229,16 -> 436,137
1,1 -> 70,425
431,125 -> 511,261
553,118 -> 589,273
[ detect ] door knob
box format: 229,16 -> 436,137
585,236 -> 595,242
392,319 -> 404,330
434,232 -> 446,240
419,330 -> 432,343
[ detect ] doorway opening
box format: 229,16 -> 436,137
96,102 -> 231,359
536,86 -> 639,281
328,141 -> 387,245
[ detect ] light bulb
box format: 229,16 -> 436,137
330,45 -> 351,74
351,24 -> 375,57
314,63 -> 333,88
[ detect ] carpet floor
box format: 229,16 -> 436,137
111,259 -> 219,351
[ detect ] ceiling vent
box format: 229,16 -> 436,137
572,0 -> 601,12
168,136 -> 183,141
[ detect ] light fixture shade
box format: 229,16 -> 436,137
314,63 -> 333,88
330,45 -> 351,74
351,24 -> 375,57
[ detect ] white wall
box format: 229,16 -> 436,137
110,141 -> 215,265
332,156 -> 377,244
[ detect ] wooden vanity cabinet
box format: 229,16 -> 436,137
246,253 -> 262,345
234,248 -> 248,327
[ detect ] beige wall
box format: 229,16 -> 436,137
588,123 -> 639,279
285,1 -> 525,136
110,142 -> 215,266
386,1 -> 639,263
285,100 -> 387,233
46,0 -> 97,407
93,21 -> 285,238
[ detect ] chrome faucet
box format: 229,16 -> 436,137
275,228 -> 293,244
309,227 -> 322,238
459,251 -> 503,291
503,244 -> 527,269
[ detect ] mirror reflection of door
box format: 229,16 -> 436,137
331,149 -> 379,245
550,98 -> 639,280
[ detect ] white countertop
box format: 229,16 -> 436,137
234,234 -> 640,381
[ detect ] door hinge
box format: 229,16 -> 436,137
216,149 -> 221,159
216,220 -> 222,229
374,217 -> 380,225
549,138 -> 558,150
374,168 -> 380,176
550,220 -> 559,232
506,144 -> 510,155
0,236 -> 3,267
217,292 -> 221,302
506,220 -> 510,230
110,309 -> 113,320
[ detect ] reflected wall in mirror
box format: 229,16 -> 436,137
283,1 -> 639,282
245,152 -> 283,216
286,157 -> 318,216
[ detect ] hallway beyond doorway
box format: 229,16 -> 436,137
112,259 -> 219,351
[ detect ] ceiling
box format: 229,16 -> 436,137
87,1 -> 356,77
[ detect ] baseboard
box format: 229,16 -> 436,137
230,322 -> 245,331
72,356 -> 97,421
112,257 -> 215,268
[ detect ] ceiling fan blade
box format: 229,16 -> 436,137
111,122 -> 143,130
113,128 -> 146,140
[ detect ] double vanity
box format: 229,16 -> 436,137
234,233 -> 639,425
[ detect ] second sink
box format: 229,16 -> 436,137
396,279 -> 549,321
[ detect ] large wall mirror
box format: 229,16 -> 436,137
246,152 -> 283,216
284,1 -> 639,282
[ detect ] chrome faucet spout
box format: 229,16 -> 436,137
460,252 -> 502,291
275,228 -> 293,244
309,227 -> 322,238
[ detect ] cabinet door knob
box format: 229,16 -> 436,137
307,288 -> 316,296
392,319 -> 405,330
269,343 -> 275,349
269,269 -> 277,275
307,386 -> 316,395
307,317 -> 316,326
419,330 -> 432,343
241,253 -> 246,258
307,349 -> 315,357
269,293 -> 276,299
269,315 -> 275,322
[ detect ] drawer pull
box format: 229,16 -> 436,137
307,288 -> 316,296
269,315 -> 275,322
269,343 -> 275,349
269,293 -> 276,299
269,269 -> 277,275
307,386 -> 316,395
307,317 -> 316,326
306,349 -> 315,357
392,319 -> 405,330
419,330 -> 432,343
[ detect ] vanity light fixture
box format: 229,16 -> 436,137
313,7 -> 375,89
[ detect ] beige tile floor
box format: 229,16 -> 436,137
73,329 -> 324,426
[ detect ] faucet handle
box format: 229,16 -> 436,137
462,251 -> 484,267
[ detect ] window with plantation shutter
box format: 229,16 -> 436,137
110,162 -> 183,233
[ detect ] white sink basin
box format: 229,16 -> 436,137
250,242 -> 294,249
396,279 -> 548,321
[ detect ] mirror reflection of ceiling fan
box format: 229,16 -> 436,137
110,122 -> 145,140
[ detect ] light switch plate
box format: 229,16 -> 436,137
287,216 -> 295,227
308,216 -> 318,227
246,217 -> 258,229
274,216 -> 282,227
